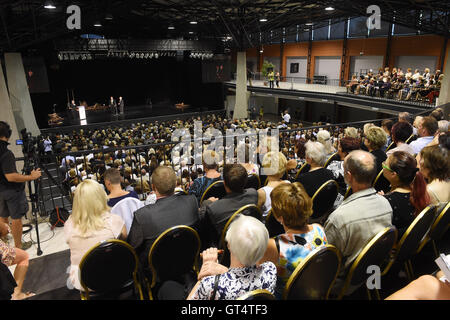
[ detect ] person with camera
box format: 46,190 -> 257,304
0,121 -> 41,250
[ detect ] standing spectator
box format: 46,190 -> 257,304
324,150 -> 392,295
275,72 -> 281,88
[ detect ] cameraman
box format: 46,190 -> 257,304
0,121 -> 41,250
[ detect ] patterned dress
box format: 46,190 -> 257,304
0,225 -> 16,267
274,224 -> 327,298
190,262 -> 277,300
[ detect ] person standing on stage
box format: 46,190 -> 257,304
0,122 -> 41,250
109,96 -> 118,115
118,97 -> 125,115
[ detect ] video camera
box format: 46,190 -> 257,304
19,129 -> 39,156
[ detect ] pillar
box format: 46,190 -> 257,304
4,52 -> 40,136
439,46 -> 450,119
0,61 -> 23,159
233,51 -> 249,119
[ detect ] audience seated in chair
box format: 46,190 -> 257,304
295,141 -> 335,198
364,126 -> 390,192
64,179 -> 127,291
200,164 -> 259,248
419,143 -> 450,206
259,182 -> 327,299
387,121 -> 415,157
127,166 -> 200,274
257,151 -> 290,217
186,215 -> 277,300
188,150 -> 222,203
409,116 -> 438,155
0,222 -> 33,300
381,151 -> 430,238
324,150 -> 392,295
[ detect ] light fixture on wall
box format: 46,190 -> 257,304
325,6 -> 335,11
259,18 -> 268,22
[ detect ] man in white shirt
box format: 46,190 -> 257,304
282,110 -> 291,123
410,116 -> 438,155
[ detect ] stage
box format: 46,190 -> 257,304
48,101 -> 210,128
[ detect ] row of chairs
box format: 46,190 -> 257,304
77,200 -> 448,300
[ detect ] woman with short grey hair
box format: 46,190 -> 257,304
187,215 -> 277,300
295,141 -> 336,198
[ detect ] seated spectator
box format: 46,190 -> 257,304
186,215 -> 276,300
0,222 -> 33,300
386,272 -> 450,300
410,116 -> 438,155
381,151 -> 430,237
317,129 -> 336,158
64,179 -> 127,291
387,121 -> 415,157
324,150 -> 392,295
188,150 -> 222,203
364,126 -> 388,172
127,166 -> 200,273
327,137 -> 361,196
344,127 -> 359,139
259,182 -> 327,299
200,164 -> 259,246
347,75 -> 359,93
295,141 -> 335,198
286,138 -> 307,179
419,144 -> 450,206
104,168 -> 139,207
257,151 -> 289,217
381,119 -> 394,151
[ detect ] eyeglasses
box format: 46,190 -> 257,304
382,161 -> 394,172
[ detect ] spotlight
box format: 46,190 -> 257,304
44,1 -> 56,9
305,22 -> 313,26
105,13 -> 113,20
94,21 -> 102,27
190,21 -> 197,24
168,26 -> 175,30
259,18 -> 268,22
189,31 -> 194,34
325,6 -> 334,11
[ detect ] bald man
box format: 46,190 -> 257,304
324,150 -> 393,296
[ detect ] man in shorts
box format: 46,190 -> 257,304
0,121 -> 41,250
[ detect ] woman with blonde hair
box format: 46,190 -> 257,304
259,182 -> 327,299
317,129 -> 336,157
64,179 -> 127,290
188,149 -> 222,203
257,151 -> 289,217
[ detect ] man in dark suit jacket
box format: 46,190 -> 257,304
201,164 -> 259,247
118,96 -> 125,115
109,96 -> 117,115
127,166 -> 200,272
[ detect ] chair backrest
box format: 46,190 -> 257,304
79,240 -> 140,296
218,204 -> 262,266
200,180 -> 226,205
427,202 -> 450,242
373,169 -> 391,193
324,152 -> 339,168
283,245 -> 341,300
237,289 -> 276,300
344,186 -> 353,200
337,226 -> 398,299
148,225 -> 201,288
111,197 -> 145,234
246,174 -> 261,190
294,162 -> 310,180
311,180 -> 339,220
265,209 -> 285,238
219,204 -> 262,250
395,205 -> 437,263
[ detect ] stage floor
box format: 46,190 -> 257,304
55,102 -> 202,127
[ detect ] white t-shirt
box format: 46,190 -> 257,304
283,113 -> 291,123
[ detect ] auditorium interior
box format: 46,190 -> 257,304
0,0 -> 449,304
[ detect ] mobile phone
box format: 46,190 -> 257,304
16,139 -> 23,145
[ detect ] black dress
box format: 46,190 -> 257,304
384,191 -> 415,238
295,167 -> 335,198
